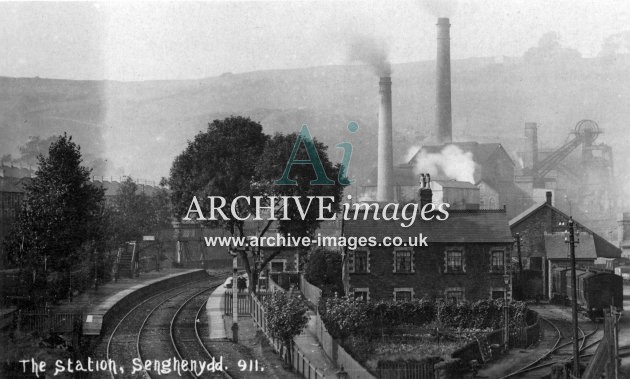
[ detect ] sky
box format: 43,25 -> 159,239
0,0 -> 629,81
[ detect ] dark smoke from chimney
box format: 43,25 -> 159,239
348,34 -> 391,76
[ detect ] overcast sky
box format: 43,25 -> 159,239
1,0 -> 629,81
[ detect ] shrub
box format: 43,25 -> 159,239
264,291 -> 309,363
321,298 -> 531,340
305,248 -> 344,296
320,295 -> 368,339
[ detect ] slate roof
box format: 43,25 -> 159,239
544,232 -> 597,260
509,201 -> 621,259
344,209 -> 513,243
434,180 -> 477,189
509,202 -> 545,227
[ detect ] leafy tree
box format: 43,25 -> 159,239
3,134 -> 105,302
246,132 -> 343,290
304,248 -> 344,297
105,177 -> 173,255
168,117 -> 344,292
264,291 -> 308,365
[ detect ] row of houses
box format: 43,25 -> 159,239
252,181 -> 621,303
2,162 -> 622,302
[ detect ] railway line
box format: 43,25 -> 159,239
93,274 -> 231,379
88,271 -> 298,379
499,317 -> 601,378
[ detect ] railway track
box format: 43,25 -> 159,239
167,286 -> 231,379
100,275 -> 229,379
498,317 -> 600,378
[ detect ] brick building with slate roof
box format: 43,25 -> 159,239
342,206 -> 514,302
509,191 -> 621,299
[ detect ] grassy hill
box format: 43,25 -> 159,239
1,54 -> 629,199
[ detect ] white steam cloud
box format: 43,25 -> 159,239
347,34 -> 391,76
412,144 -> 476,183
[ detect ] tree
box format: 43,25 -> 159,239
245,132 -> 343,290
103,177 -> 173,275
264,291 -> 308,365
168,117 -> 344,292
3,134 -> 105,302
304,248 -> 344,297
523,32 -> 581,64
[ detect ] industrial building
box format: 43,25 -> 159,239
509,192 -> 621,299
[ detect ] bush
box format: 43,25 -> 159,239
320,297 -> 531,340
305,248 -> 344,296
319,296 -> 368,339
264,291 -> 309,343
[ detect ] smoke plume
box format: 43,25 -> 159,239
411,144 -> 476,183
416,0 -> 458,17
347,34 -> 391,76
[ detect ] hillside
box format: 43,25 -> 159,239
1,54 -> 629,199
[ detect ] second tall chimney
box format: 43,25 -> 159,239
377,76 -> 393,202
436,17 -> 452,144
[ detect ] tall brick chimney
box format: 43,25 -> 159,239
377,76 -> 394,202
618,212 -> 630,258
524,122 -> 539,170
436,18 -> 452,144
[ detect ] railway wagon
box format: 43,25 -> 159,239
550,267 -> 569,303
566,269 -> 623,320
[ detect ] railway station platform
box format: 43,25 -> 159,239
48,268 -> 219,336
52,268 -> 196,312
205,277 -> 229,340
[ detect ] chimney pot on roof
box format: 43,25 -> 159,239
418,173 -> 433,206
546,191 -> 552,205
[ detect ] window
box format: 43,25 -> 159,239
491,250 -> 505,272
393,288 -> 413,302
353,288 -> 369,301
355,251 -> 368,273
445,288 -> 464,302
394,250 -> 413,273
270,260 -> 286,273
348,250 -> 370,274
445,249 -> 464,273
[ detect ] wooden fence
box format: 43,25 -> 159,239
300,274 -> 322,307
18,309 -> 83,334
583,308 -> 619,378
377,358 -> 441,379
223,290 -> 252,316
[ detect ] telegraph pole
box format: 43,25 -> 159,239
515,233 -> 523,276
565,217 -> 580,377
229,248 -> 239,343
